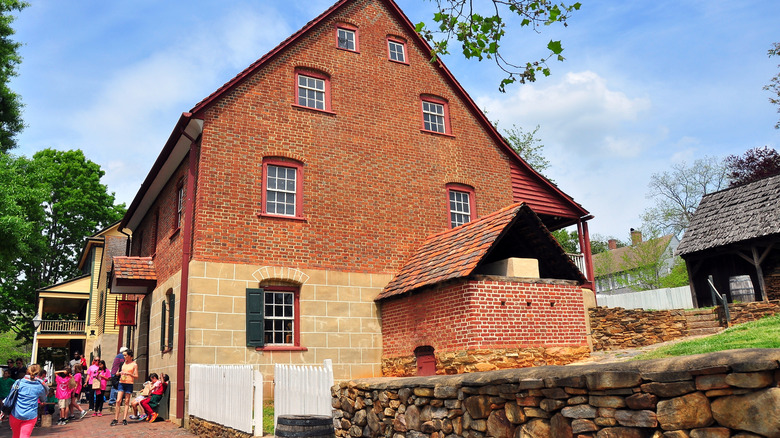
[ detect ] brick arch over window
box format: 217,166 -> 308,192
251,266 -> 310,285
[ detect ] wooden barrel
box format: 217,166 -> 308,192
276,415 -> 335,438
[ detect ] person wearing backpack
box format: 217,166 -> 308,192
6,364 -> 47,438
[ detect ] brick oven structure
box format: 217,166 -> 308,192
377,204 -> 590,376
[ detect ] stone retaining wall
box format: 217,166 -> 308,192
188,416 -> 253,438
722,299 -> 780,326
332,349 -> 780,437
588,307 -> 687,351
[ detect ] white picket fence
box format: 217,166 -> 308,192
596,285 -> 694,310
274,359 -> 334,427
189,365 -> 263,436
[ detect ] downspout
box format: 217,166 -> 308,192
176,134 -> 199,420
116,227 -> 133,353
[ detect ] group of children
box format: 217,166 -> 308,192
1,356 -> 168,427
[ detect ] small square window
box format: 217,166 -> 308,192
388,39 -> 406,63
337,28 -> 356,51
422,100 -> 446,134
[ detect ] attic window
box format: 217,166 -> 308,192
295,70 -> 332,113
387,38 -> 406,63
336,24 -> 358,52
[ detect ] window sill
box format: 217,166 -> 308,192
160,347 -> 172,355
169,228 -> 181,240
255,345 -> 307,352
421,129 -> 455,138
389,59 -> 409,66
291,104 -> 336,115
257,213 -> 307,222
337,47 -> 359,54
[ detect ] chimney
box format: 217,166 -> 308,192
608,239 -> 617,250
630,228 -> 642,246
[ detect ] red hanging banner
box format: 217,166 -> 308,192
116,300 -> 137,326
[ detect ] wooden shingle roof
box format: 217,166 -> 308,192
376,203 -> 584,301
676,174 -> 780,256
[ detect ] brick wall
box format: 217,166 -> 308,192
380,278 -> 589,375
188,0 -> 517,275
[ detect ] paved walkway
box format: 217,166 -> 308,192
0,403 -> 196,438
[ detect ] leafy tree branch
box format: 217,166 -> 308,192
416,0 -> 581,92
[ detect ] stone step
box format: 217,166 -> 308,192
688,320 -> 722,329
685,313 -> 720,322
687,327 -> 724,337
684,308 -> 718,316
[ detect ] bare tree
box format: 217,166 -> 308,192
641,157 -> 727,236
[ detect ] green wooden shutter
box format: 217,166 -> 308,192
246,288 -> 265,347
160,301 -> 166,351
167,295 -> 175,349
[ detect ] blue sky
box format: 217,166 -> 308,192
9,0 -> 780,239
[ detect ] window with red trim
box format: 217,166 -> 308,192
295,70 -> 331,112
387,38 -> 407,63
421,96 -> 450,135
175,180 -> 184,230
261,158 -> 304,218
246,285 -> 301,349
446,184 -> 476,228
336,24 -> 358,52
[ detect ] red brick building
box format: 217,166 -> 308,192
103,0 -> 594,423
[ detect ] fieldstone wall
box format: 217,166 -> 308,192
332,349 -> 780,438
588,307 -> 687,351
188,416 -> 252,438
721,299 -> 780,325
383,347 -> 591,376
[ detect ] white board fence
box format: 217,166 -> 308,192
274,359 -> 334,427
596,285 -> 694,310
189,364 -> 263,436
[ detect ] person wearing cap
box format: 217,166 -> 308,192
108,347 -> 128,408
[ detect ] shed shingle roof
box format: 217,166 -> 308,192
676,174 -> 780,256
113,256 -> 157,281
376,203 -> 584,301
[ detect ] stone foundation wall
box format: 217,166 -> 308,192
722,299 -> 780,325
188,416 -> 252,438
588,307 -> 687,351
382,347 -> 591,377
332,349 -> 780,438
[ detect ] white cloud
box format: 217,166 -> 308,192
63,6 -> 291,205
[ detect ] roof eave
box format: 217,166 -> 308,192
120,113 -> 203,232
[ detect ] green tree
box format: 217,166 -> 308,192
551,228 -> 578,253
641,157 -> 727,236
765,42 -> 780,129
618,236 -> 673,291
0,0 -> 28,153
503,124 -> 550,173
658,258 -> 690,289
417,0 -> 581,91
0,149 -> 125,343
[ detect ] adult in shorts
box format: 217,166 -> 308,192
110,349 -> 137,426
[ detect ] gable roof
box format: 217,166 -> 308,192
121,0 -> 589,234
593,235 -> 675,276
677,173 -> 780,256
376,203 -> 584,301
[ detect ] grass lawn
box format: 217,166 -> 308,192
263,402 -> 274,436
636,314 -> 780,360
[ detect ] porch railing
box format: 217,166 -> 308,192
567,253 -> 585,275
38,320 -> 86,334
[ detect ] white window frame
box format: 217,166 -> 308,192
265,164 -> 298,217
264,289 -> 295,345
423,100 -> 446,134
449,190 -> 471,227
297,74 -> 326,110
388,40 -> 405,63
337,28 -> 356,51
